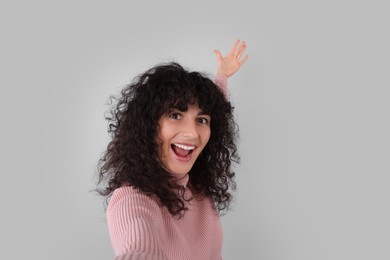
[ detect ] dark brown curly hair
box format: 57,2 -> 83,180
97,62 -> 239,217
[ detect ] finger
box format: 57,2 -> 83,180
239,55 -> 249,66
237,43 -> 247,59
234,40 -> 246,57
229,39 -> 240,54
214,50 -> 223,60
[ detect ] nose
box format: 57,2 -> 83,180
181,119 -> 198,139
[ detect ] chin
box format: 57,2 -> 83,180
165,162 -> 195,176
162,145 -> 201,176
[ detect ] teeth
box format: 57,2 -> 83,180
173,143 -> 195,150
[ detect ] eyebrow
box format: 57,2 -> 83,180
198,111 -> 210,116
170,108 -> 210,116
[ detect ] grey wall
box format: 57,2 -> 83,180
1,0 -> 389,259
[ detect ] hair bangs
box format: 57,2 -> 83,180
157,81 -> 205,115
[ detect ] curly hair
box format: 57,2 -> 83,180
97,62 -> 239,217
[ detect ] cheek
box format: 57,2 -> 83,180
157,121 -> 175,155
156,121 -> 168,143
202,128 -> 211,146
155,122 -> 167,156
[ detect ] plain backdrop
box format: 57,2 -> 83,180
1,0 -> 389,259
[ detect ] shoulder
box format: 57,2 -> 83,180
107,186 -> 164,256
107,186 -> 160,217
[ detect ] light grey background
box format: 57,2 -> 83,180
1,0 -> 389,259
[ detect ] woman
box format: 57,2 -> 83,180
98,40 -> 248,259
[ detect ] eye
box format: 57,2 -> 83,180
169,112 -> 181,120
197,117 -> 209,125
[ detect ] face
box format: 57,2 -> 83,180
157,103 -> 211,177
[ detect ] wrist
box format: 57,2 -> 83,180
216,71 -> 229,79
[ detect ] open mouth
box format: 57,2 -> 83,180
171,143 -> 195,158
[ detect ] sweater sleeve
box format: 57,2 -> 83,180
107,187 -> 168,260
214,73 -> 229,99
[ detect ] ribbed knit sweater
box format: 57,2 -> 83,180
107,174 -> 223,260
107,74 -> 228,260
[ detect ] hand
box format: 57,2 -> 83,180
214,39 -> 249,78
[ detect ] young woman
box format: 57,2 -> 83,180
98,40 -> 248,260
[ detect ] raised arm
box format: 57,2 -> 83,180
214,39 -> 249,78
214,39 -> 249,97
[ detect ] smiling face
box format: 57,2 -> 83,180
157,103 -> 211,177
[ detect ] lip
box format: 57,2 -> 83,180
170,143 -> 195,162
173,142 -> 197,148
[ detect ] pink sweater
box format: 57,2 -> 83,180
215,73 -> 228,98
107,74 -> 228,260
107,174 -> 223,260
